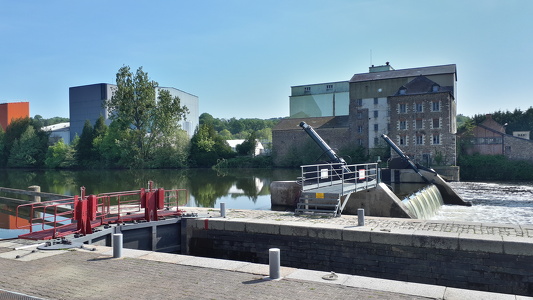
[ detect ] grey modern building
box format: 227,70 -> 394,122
69,83 -> 199,142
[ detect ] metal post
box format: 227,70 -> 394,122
357,208 -> 365,226
220,202 -> 226,218
28,185 -> 41,202
269,248 -> 281,280
113,233 -> 123,258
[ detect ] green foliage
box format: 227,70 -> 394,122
8,126 -> 42,167
458,153 -> 533,181
75,120 -> 95,166
33,115 -> 69,128
236,132 -> 257,156
199,113 -> 280,141
470,107 -> 533,136
105,66 -> 189,167
45,139 -> 75,168
339,145 -> 371,164
2,118 -> 49,167
189,124 -> 235,167
149,129 -> 190,168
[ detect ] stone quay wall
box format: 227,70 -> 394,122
184,217 -> 533,296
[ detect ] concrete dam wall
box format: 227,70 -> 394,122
183,216 -> 533,296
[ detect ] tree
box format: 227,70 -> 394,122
45,139 -> 75,168
105,66 -> 189,166
75,120 -> 95,166
236,131 -> 257,156
8,125 -> 41,167
189,124 -> 235,167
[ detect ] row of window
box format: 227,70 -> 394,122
355,99 -> 441,112
398,134 -> 441,146
398,101 -> 440,113
303,84 -> 335,93
357,119 -> 441,133
399,118 -> 440,130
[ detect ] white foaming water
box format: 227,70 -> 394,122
432,181 -> 533,225
402,184 -> 444,219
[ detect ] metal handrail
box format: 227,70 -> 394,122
300,162 -> 379,194
16,187 -> 188,239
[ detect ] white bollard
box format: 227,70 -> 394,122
220,202 -> 226,218
358,208 -> 365,226
269,248 -> 281,280
113,233 -> 123,258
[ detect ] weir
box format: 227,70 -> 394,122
401,184 -> 444,219
271,121 -> 470,219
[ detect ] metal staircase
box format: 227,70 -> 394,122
295,162 -> 378,217
295,192 -> 347,217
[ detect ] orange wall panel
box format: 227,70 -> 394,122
0,102 -> 30,130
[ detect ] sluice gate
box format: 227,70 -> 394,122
15,181 -> 188,240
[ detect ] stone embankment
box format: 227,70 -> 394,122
185,208 -> 533,296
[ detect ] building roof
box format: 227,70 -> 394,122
350,64 -> 456,82
42,122 -> 70,132
391,75 -> 454,97
273,116 -> 349,131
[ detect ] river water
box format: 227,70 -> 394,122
1,168 -> 532,239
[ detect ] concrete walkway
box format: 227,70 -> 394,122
0,238 -> 530,300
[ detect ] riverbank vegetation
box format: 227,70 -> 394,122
0,66 -> 281,169
457,109 -> 533,181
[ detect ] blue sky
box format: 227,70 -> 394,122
1,0 -> 532,120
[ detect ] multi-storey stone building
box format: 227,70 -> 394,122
388,75 -> 457,166
272,63 -> 458,167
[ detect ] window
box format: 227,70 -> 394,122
357,126 -> 363,133
373,110 -> 378,118
399,136 -> 406,145
358,139 -> 363,146
374,98 -> 379,105
432,101 -> 440,111
356,99 -> 363,106
326,84 -> 333,91
399,120 -> 407,130
432,84 -> 439,92
415,119 -> 423,129
432,134 -> 440,145
433,118 -> 440,129
304,87 -> 311,93
357,112 -> 363,119
374,137 -> 379,145
416,135 -> 424,145
399,103 -> 406,113
374,124 -> 378,131
415,103 -> 423,112
399,87 -> 406,95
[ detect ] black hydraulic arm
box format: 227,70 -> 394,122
381,134 -> 431,183
299,121 -> 346,165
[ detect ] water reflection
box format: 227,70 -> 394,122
0,168 -> 300,238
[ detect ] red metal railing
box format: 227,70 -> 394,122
16,182 -> 188,240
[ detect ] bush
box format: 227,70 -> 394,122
458,153 -> 533,181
